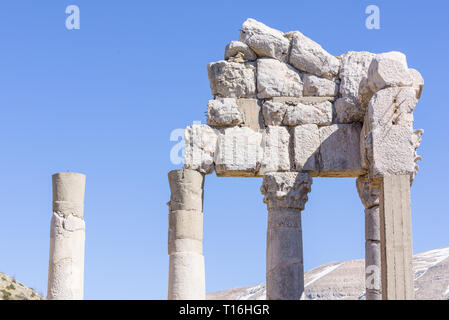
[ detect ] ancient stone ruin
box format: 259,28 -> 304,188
47,172 -> 86,300
168,18 -> 424,300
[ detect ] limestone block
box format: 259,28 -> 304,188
377,51 -> 408,68
319,124 -> 363,177
409,68 -> 424,99
287,31 -> 340,79
224,41 -> 257,61
359,52 -> 409,110
207,60 -> 256,98
256,58 -> 303,99
367,57 -> 413,93
207,98 -> 243,127
239,18 -> 290,62
184,125 -> 218,175
292,124 -> 320,174
237,98 -> 264,130
259,126 -> 291,175
303,74 -> 338,97
215,126 -> 263,176
168,169 -> 204,212
339,51 -> 376,103
262,100 -> 288,126
283,101 -> 332,126
334,97 -> 364,123
367,87 -> 417,177
365,206 -> 380,241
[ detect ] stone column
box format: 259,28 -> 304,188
379,174 -> 414,300
261,172 -> 312,300
47,172 -> 86,300
356,175 -> 381,300
167,169 -> 205,300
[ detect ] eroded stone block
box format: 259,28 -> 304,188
288,31 -> 340,79
319,123 -> 363,177
292,124 -> 320,174
339,51 -> 376,102
257,58 -> 303,99
367,87 -> 417,177
367,57 -> 413,93
215,126 -> 263,176
239,18 -> 290,62
262,100 -> 288,126
283,101 -> 332,126
224,41 -> 257,61
184,125 -> 218,174
260,126 -> 291,174
207,98 -> 243,127
303,74 -> 338,97
207,60 -> 256,98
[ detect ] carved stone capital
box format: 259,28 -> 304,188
261,172 -> 312,211
356,175 -> 380,209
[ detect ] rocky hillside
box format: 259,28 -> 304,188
207,247 -> 449,300
0,272 -> 43,300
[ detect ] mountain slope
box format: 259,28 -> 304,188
207,247 -> 449,300
0,272 -> 43,300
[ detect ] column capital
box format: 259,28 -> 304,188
261,172 -> 312,211
356,175 -> 380,209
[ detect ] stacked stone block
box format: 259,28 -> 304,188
185,18 -> 423,181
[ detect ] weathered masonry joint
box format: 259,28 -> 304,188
169,18 -> 424,300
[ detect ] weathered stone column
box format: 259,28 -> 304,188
47,172 -> 86,300
261,172 -> 312,300
356,175 -> 381,300
361,63 -> 422,299
379,174 -> 414,300
167,169 -> 205,300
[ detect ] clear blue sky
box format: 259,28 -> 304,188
0,0 -> 447,299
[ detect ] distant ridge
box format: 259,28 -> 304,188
207,247 -> 449,300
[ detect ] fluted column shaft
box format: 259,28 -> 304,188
261,172 -> 312,300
